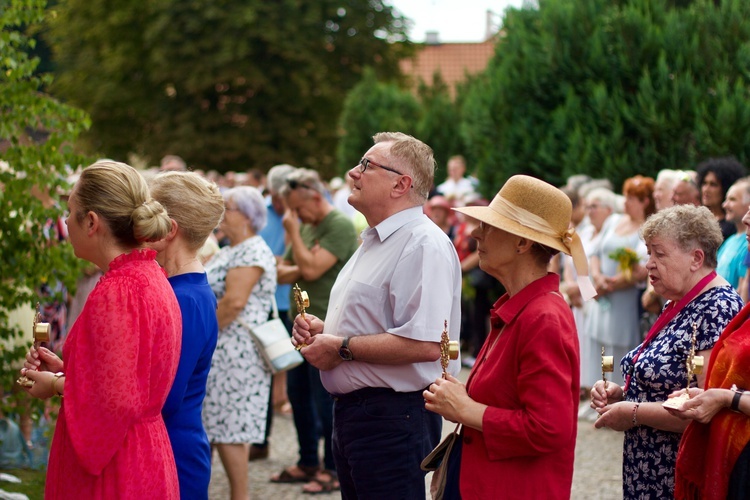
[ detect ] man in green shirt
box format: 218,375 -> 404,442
271,168 -> 358,494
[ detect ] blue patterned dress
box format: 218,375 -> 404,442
620,285 -> 742,499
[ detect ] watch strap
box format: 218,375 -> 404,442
339,337 -> 354,361
731,384 -> 744,412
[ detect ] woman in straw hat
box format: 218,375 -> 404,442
423,175 -> 596,499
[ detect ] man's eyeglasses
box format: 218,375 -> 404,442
287,179 -> 313,190
359,157 -> 404,176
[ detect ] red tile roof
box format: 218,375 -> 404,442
400,39 -> 497,98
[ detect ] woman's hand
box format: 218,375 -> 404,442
24,346 -> 63,373
19,369 -> 60,400
423,373 -> 476,425
593,401 -> 636,431
593,275 -> 611,297
666,388 -> 729,424
590,380 -> 624,409
641,286 -> 663,313
605,268 -> 643,291
560,282 -> 583,308
605,274 -> 629,290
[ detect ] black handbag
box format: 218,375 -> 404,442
421,423 -> 463,500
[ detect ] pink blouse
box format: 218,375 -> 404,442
46,249 -> 182,499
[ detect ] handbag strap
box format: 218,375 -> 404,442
235,293 -> 280,329
268,293 -> 280,320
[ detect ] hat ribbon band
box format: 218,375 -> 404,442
493,197 -> 597,301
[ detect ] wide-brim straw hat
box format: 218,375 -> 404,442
453,175 -> 572,255
455,175 -> 596,300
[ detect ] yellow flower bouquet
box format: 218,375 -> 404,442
608,247 -> 639,282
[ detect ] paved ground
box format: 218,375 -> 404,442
208,375 -> 624,499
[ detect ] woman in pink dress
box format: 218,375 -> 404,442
21,160 -> 182,499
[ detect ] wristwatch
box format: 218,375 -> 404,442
338,337 -> 354,361
731,384 -> 745,412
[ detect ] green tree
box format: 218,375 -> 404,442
46,0 -> 412,178
416,72 -> 463,185
462,0 -> 750,196
336,68 -> 420,173
1,0 -> 89,411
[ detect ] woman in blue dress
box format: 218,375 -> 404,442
590,204 -> 742,499
150,171 -> 226,499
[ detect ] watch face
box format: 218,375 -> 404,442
339,347 -> 353,361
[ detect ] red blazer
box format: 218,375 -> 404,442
461,273 -> 579,499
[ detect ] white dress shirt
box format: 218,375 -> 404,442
436,177 -> 476,205
321,206 -> 462,394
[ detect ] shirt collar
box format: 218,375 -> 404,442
491,273 -> 561,327
368,206 -> 424,243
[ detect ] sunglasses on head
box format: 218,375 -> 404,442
287,179 -> 313,190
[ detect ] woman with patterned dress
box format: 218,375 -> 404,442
149,171 -> 225,499
22,161 -> 182,499
591,205 -> 742,499
204,186 -> 276,500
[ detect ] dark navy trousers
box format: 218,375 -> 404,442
332,387 -> 442,500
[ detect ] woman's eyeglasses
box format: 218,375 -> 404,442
359,157 -> 404,176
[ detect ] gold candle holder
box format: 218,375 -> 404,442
601,347 -> 614,389
16,303 -> 50,388
439,320 -> 459,378
293,283 -> 310,351
663,322 -> 701,410
692,355 -> 704,375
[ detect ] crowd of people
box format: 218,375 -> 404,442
15,137 -> 750,500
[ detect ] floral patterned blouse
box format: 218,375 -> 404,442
620,285 -> 741,499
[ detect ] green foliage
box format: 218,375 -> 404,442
336,68 -> 468,185
0,468 -> 46,497
461,0 -> 750,197
416,72 -> 463,184
46,0 -> 413,179
336,68 -> 421,173
1,0 -> 89,413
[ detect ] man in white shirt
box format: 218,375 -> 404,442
292,132 -> 462,499
436,155 -> 477,206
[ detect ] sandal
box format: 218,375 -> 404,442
302,470 -> 340,495
270,464 -> 319,484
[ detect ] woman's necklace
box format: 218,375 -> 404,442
171,258 -> 199,277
